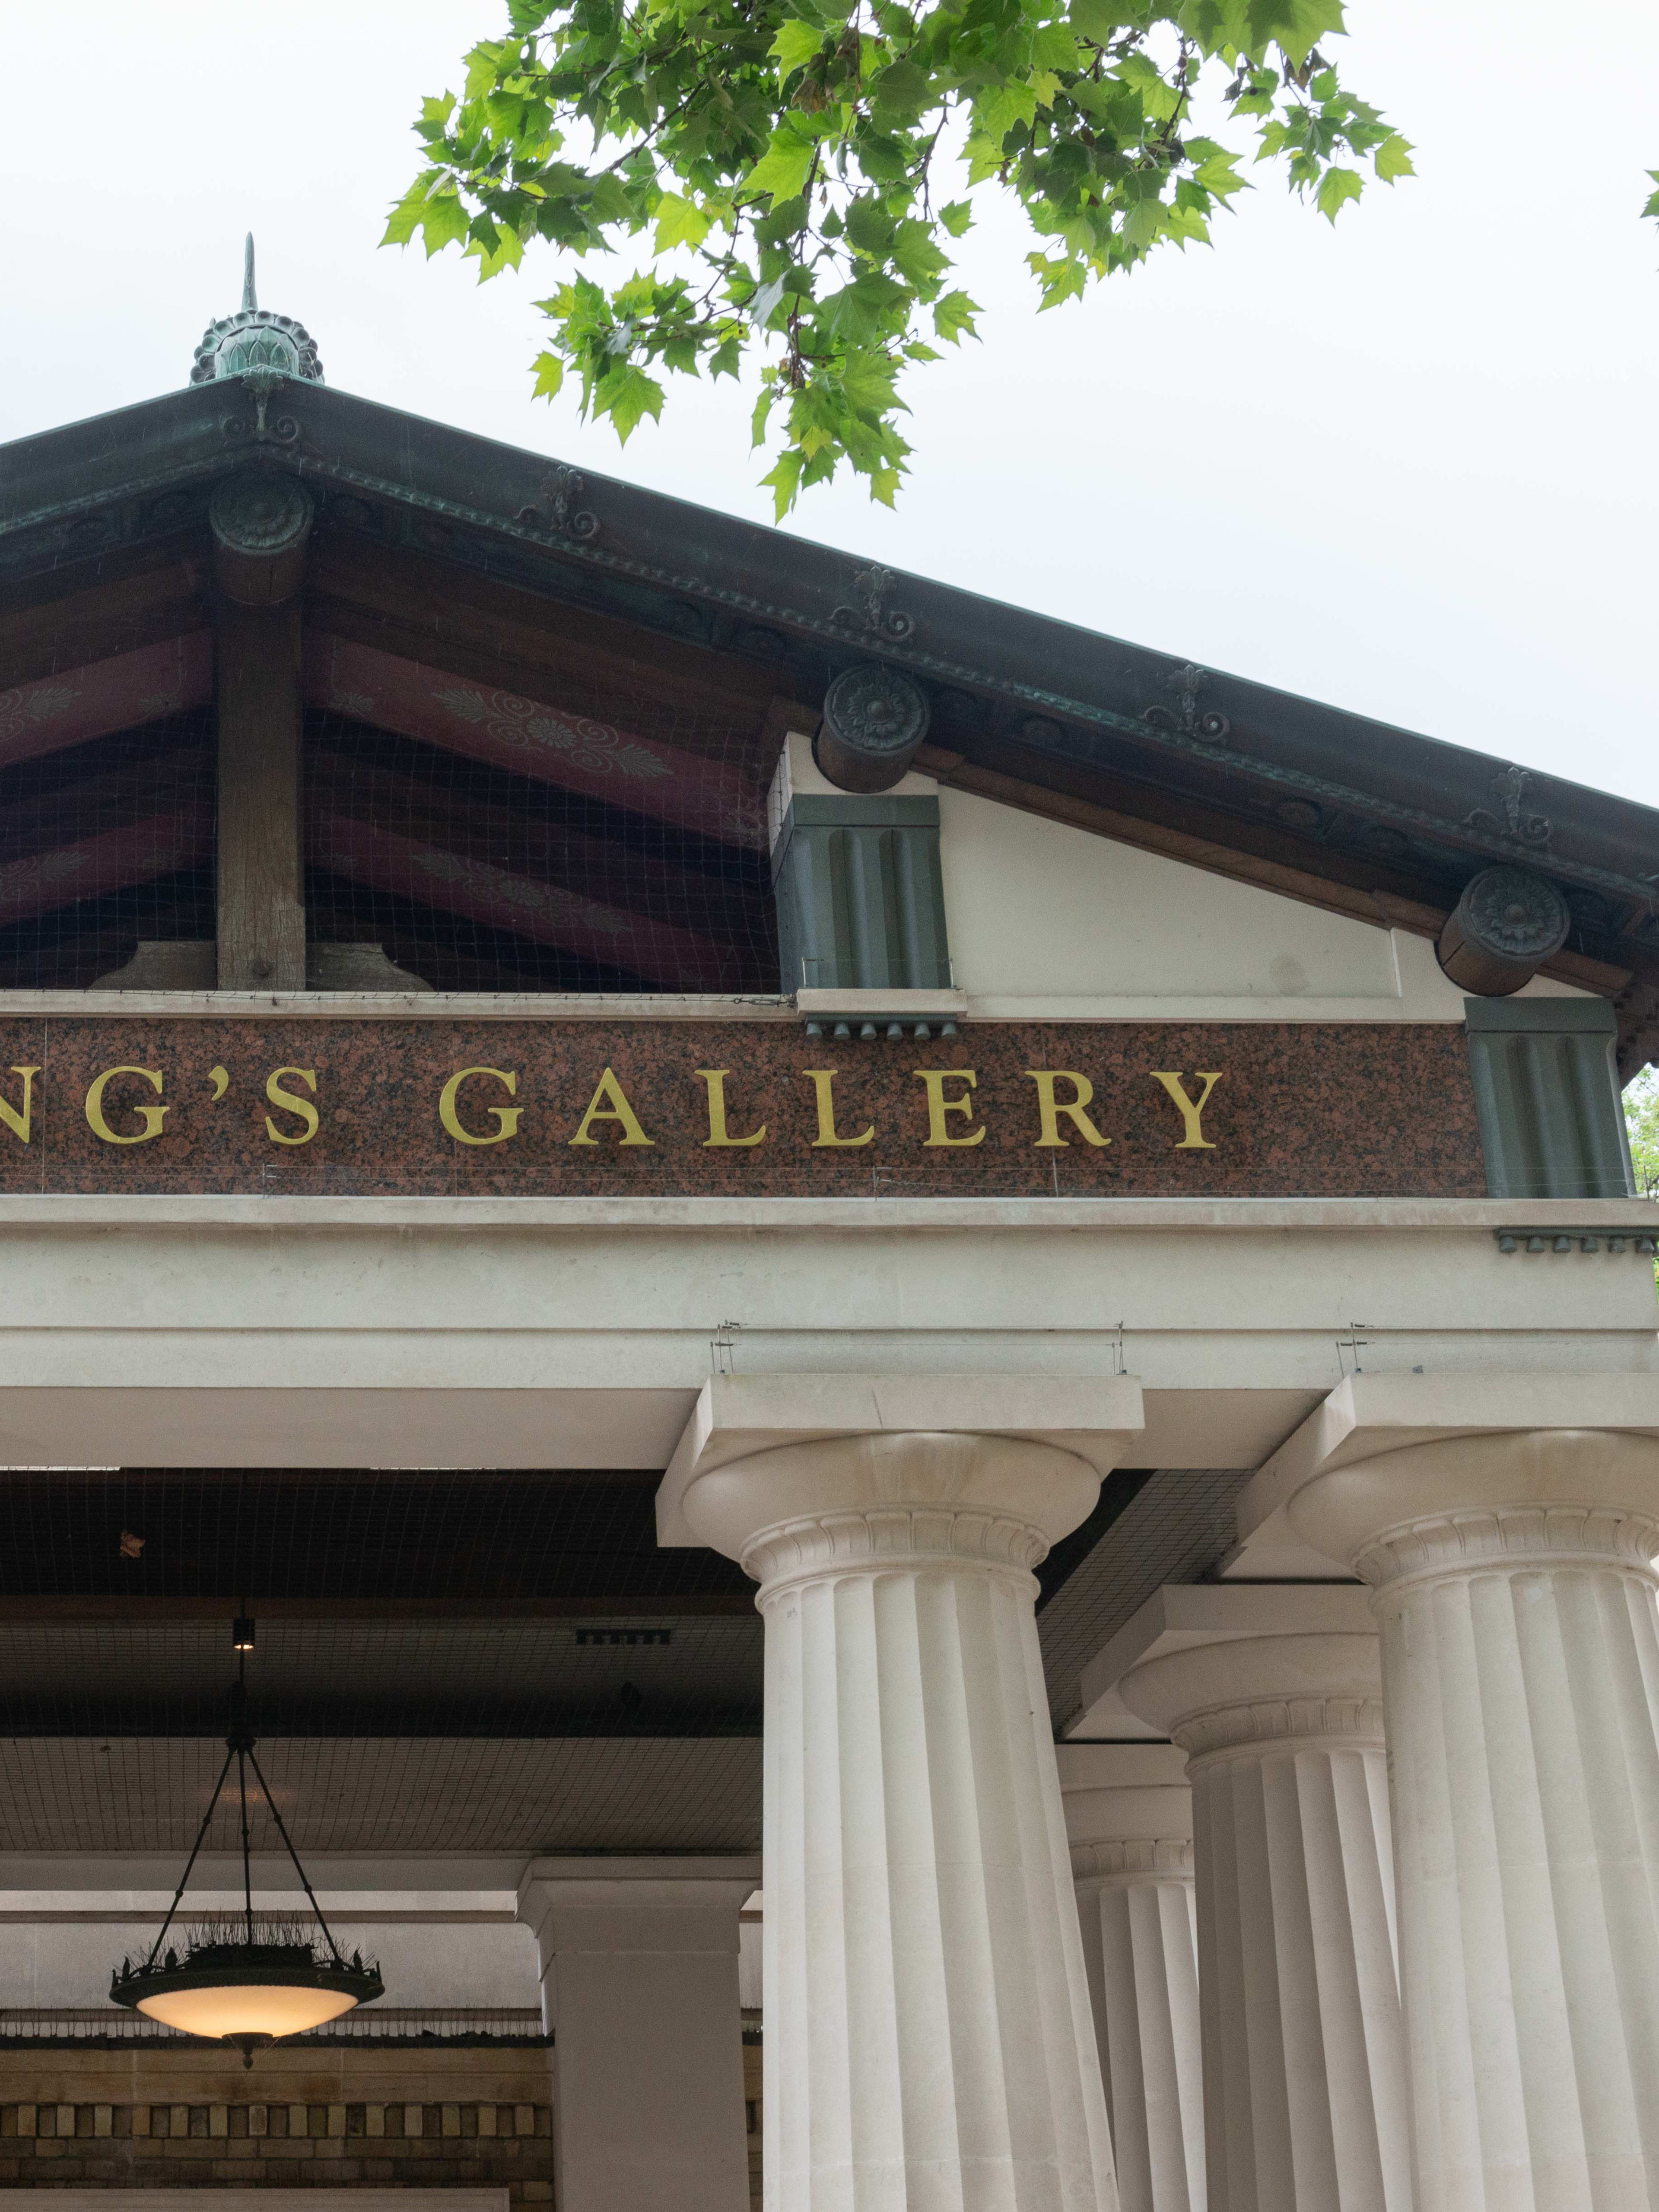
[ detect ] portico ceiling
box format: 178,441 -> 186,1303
0,1459 -> 1248,1852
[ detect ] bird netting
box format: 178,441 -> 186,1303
0,584 -> 783,993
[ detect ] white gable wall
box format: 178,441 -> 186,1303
938,785 -> 1596,1018
780,733 -> 1589,1017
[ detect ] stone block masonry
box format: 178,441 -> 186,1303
0,2100 -> 548,2198
0,2048 -> 552,2204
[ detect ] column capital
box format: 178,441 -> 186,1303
1059,1743 -> 1193,1885
659,1373 -> 1142,1586
1071,1580 -> 1373,1739
656,1370 -> 1143,1549
517,1855 -> 761,1946
1119,1632 -> 1384,1769
1237,1373 -> 1659,1579
1072,1837 -> 1195,1884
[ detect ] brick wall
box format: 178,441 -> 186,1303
0,2048 -> 553,2202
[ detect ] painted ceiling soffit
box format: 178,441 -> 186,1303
3,375 -> 1657,944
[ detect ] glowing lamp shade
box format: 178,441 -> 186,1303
111,1943 -> 385,2061
135,1980 -> 360,2037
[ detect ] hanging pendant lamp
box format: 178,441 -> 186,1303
110,1621 -> 383,2065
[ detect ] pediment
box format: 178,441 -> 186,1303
2,375 -> 1656,1060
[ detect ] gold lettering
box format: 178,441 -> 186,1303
569,1066 -> 655,1147
439,1066 -> 521,1147
1150,1070 -> 1222,1149
264,1068 -> 320,1147
0,1066 -> 40,1146
1024,1070 -> 1109,1148
914,1068 -> 986,1148
695,1069 -> 766,1148
85,1066 -> 168,1146
802,1070 -> 874,1148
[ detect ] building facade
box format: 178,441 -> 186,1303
2,270 -> 1659,2212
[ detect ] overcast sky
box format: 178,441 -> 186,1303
2,1 -> 1655,812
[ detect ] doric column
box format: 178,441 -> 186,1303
680,1425 -> 1122,2212
518,1856 -> 759,2212
1280,1416 -> 1659,2212
1061,1745 -> 1205,2212
1119,1630 -> 1414,2212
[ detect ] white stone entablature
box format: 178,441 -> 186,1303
0,1195 -> 1651,1471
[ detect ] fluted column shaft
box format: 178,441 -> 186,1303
683,1430 -> 1120,2212
1290,1429 -> 1659,2212
1062,1748 -> 1203,2212
1119,1634 -> 1414,2212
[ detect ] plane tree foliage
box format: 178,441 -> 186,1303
387,0 -> 1413,514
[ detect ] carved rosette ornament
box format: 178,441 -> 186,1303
814,659 -> 932,793
209,473 -> 315,607
1437,862 -> 1571,996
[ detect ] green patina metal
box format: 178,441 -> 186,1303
190,234 -> 324,388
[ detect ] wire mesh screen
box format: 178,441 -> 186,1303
302,611 -> 782,992
304,712 -> 777,992
0,711 -> 216,989
0,1468 -> 750,1608
0,582 -> 785,994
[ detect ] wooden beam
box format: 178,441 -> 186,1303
0,553 -> 207,690
307,529 -> 777,722
215,598 -> 304,987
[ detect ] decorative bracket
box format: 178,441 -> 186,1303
1465,764 -> 1551,848
519,463 -> 598,542
1142,662 -> 1230,743
833,563 -> 915,642
222,370 -> 299,448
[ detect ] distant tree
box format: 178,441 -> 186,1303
386,1 -> 1412,513
1628,1066 -> 1659,1199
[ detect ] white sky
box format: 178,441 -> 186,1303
2,0 -> 1655,814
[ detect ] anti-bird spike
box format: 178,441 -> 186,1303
242,234 -> 257,314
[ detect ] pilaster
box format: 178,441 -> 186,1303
517,1856 -> 759,2212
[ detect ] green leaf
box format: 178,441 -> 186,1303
769,19 -> 826,81
653,193 -> 712,251
939,200 -> 973,238
530,352 -> 566,400
870,58 -> 931,115
1316,165 -> 1364,222
890,219 -> 948,288
818,268 -> 909,340
974,82 -> 1039,146
596,364 -> 665,443
1069,0 -> 1127,45
760,446 -> 804,519
1373,133 -> 1414,183
745,124 -> 818,206
932,289 -> 979,342
381,183 -> 434,249
415,190 -> 471,256
464,42 -> 506,100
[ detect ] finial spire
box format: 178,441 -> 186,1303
190,238 -> 323,388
